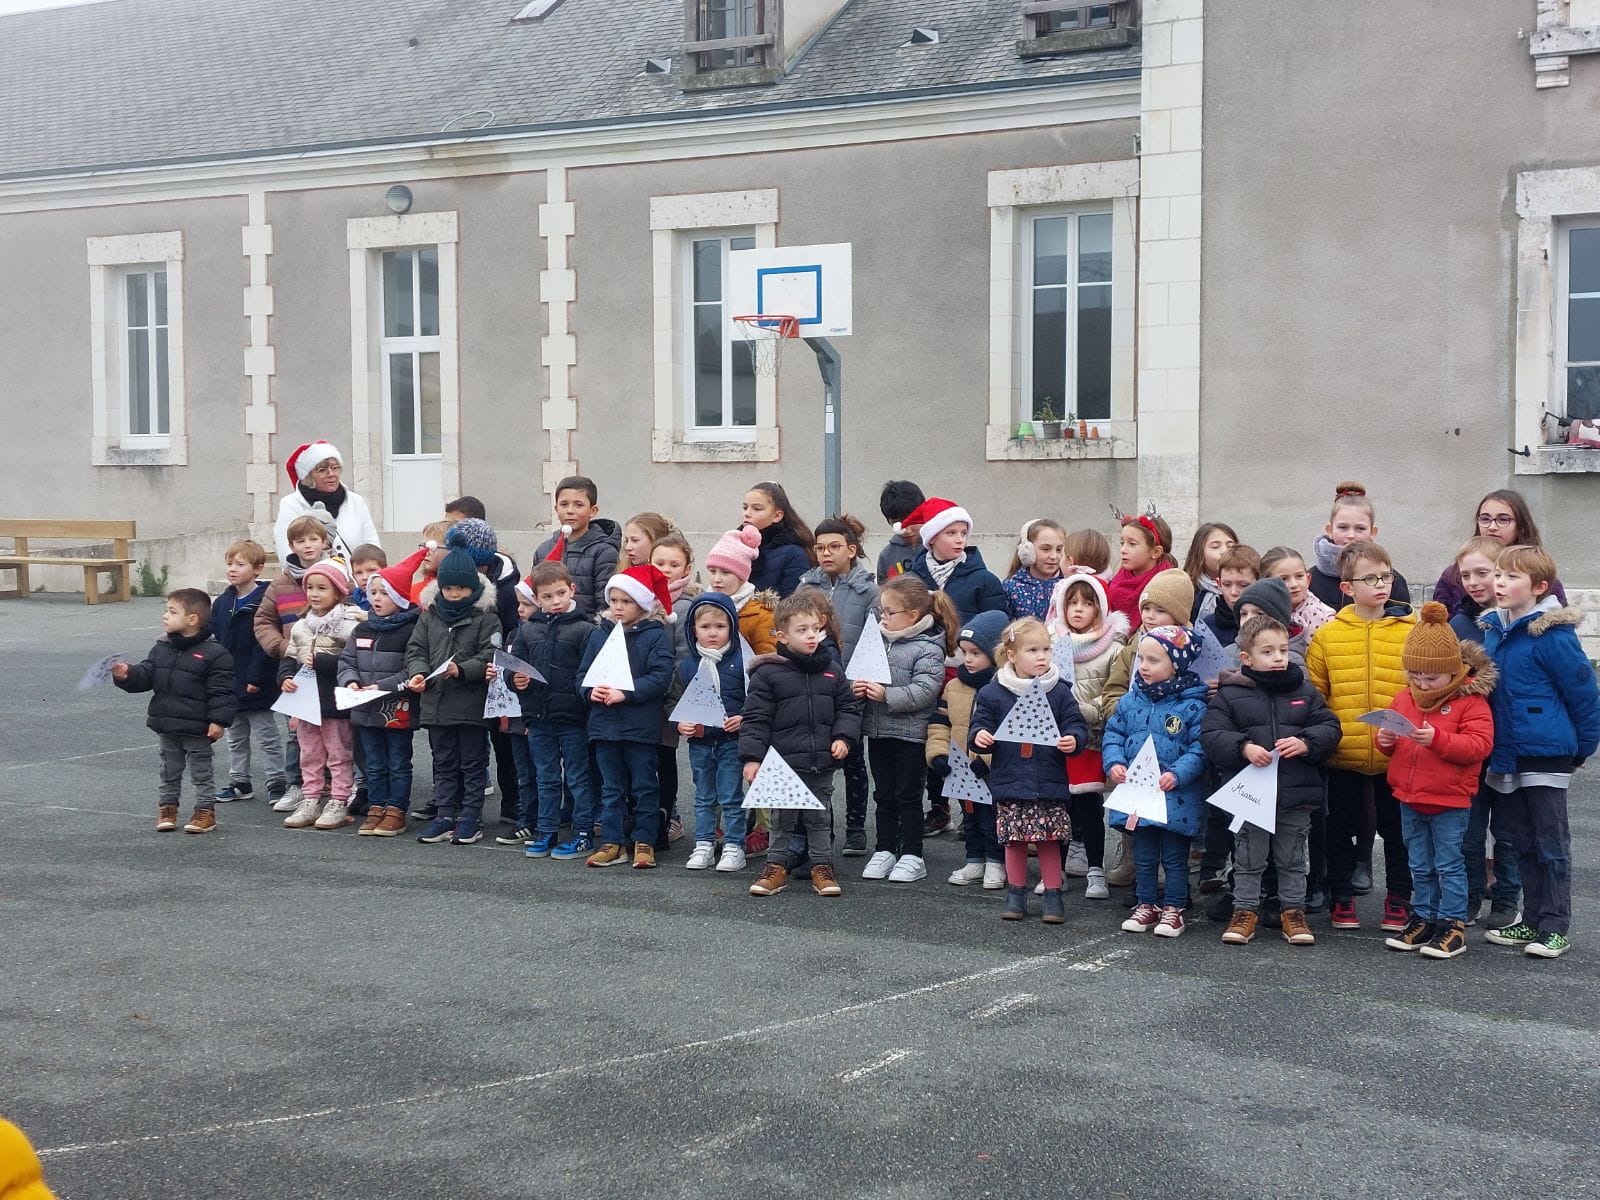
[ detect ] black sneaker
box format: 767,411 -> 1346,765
266,780 -> 289,803
411,804 -> 438,822
841,830 -> 869,857
923,808 -> 951,837
1384,916 -> 1434,952
495,826 -> 534,846
1304,887 -> 1328,915
348,787 -> 369,817
1419,920 -> 1466,959
1350,858 -> 1374,896
1198,868 -> 1229,895
1485,903 -> 1523,932
1260,898 -> 1282,929
1204,894 -> 1235,924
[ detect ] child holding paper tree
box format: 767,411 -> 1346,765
1102,626 -> 1210,938
277,560 -> 362,832
969,617 -> 1089,924
676,592 -> 749,873
742,591 -> 863,898
1374,602 -> 1497,960
927,610 -> 1007,889
1202,615 -> 1342,946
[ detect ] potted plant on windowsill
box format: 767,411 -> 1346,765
1037,399 -> 1062,440
1015,420 -> 1036,441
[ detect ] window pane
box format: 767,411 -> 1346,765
155,327 -> 170,434
1078,213 -> 1112,284
1570,227 -> 1600,295
127,330 -> 150,435
732,339 -> 756,426
1076,285 -> 1112,420
731,235 -> 756,252
154,270 -> 167,326
419,247 -> 440,337
1089,4 -> 1113,26
383,250 -> 414,338
419,352 -> 441,454
694,304 -> 724,426
1568,296 -> 1600,363
693,239 -> 722,304
1033,217 -> 1070,287
1569,366 -> 1600,420
389,353 -> 416,455
1031,287 -> 1068,421
126,273 -> 148,328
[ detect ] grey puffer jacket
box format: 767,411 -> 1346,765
800,563 -> 879,665
337,611 -> 422,730
533,518 -> 621,618
862,624 -> 946,742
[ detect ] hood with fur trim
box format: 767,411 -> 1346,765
417,577 -> 499,614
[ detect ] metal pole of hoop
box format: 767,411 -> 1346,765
734,315 -> 842,516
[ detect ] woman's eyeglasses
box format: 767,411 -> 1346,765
1476,514 -> 1516,529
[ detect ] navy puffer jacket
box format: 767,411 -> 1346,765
909,547 -> 1011,624
577,617 -> 675,742
510,607 -> 595,726
968,677 -> 1088,803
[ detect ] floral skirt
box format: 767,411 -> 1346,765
996,798 -> 1073,844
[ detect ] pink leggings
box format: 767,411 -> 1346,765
1005,841 -> 1064,889
298,718 -> 354,802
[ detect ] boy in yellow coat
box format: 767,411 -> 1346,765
0,1119 -> 54,1200
1305,541 -> 1417,934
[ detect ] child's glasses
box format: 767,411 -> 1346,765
1476,514 -> 1516,529
1349,572 -> 1395,588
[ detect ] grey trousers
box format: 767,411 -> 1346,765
769,769 -> 835,868
226,710 -> 286,788
159,733 -> 216,809
1233,806 -> 1313,910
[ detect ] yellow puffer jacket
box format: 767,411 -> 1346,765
1305,603 -> 1416,773
0,1120 -> 54,1200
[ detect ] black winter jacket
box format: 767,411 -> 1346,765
509,607 -> 595,725
337,612 -> 422,730
738,645 -> 862,771
1201,666 -> 1343,811
116,627 -> 237,737
212,582 -> 277,711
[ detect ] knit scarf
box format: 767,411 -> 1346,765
667,575 -> 691,603
1070,621 -> 1118,664
283,553 -> 317,581
1409,666 -> 1471,713
1105,562 -> 1163,619
1242,664 -> 1305,694
298,602 -> 349,640
1134,668 -> 1199,703
777,643 -> 831,674
926,552 -> 964,591
432,576 -> 485,625
1210,595 -> 1239,635
729,582 -> 756,611
366,607 -> 420,634
1312,534 -> 1341,578
957,662 -> 995,689
996,663 -> 1060,696
882,613 -> 934,642
696,641 -> 728,692
298,480 -> 346,518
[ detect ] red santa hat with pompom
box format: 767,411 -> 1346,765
900,497 -> 973,547
545,523 -> 574,563
285,441 -> 342,488
606,564 -> 675,620
370,546 -> 428,610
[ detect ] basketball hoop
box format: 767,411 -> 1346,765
733,314 -> 799,378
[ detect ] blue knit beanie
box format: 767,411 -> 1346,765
436,546 -> 481,590
447,518 -> 498,569
957,610 -> 1010,661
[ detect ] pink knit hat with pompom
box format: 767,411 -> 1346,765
705,524 -> 762,584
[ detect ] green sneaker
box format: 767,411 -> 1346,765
1525,932 -> 1570,959
1484,921 -> 1539,947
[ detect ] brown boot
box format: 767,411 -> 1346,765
632,841 -> 657,870
1222,909 -> 1258,944
749,862 -> 789,896
183,807 -> 217,834
1280,908 -> 1316,946
811,864 -> 842,897
358,806 -> 386,836
373,807 -> 407,837
156,805 -> 179,832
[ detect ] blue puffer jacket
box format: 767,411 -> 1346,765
676,592 -> 746,741
751,524 -> 812,598
1478,600 -> 1600,775
1101,677 -> 1211,837
577,616 -> 675,743
910,547 -> 1011,624
968,677 -> 1089,803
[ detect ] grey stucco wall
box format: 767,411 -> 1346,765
1200,0 -> 1600,586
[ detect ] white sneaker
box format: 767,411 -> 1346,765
314,799 -> 353,830
272,784 -> 302,813
982,861 -> 1007,890
686,841 -> 716,870
947,863 -> 985,886
1084,868 -> 1109,899
283,794 -> 321,829
862,850 -> 897,880
1063,840 -> 1090,877
715,844 -> 747,872
888,854 -> 927,882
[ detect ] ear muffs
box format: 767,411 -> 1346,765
1016,520 -> 1039,569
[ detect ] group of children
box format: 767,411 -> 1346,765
115,472 -> 1599,960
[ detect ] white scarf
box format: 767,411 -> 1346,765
881,613 -> 934,642
696,640 -> 728,692
996,662 -> 1060,696
299,602 -> 349,639
729,582 -> 756,612
927,552 -> 965,591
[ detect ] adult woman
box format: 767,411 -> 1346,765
272,442 -> 381,565
1430,490 -> 1567,616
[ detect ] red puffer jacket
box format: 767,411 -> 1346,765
1380,644 -> 1496,810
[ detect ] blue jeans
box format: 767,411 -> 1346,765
527,722 -> 594,837
356,726 -> 415,812
1463,787 -> 1521,908
1132,825 -> 1192,909
688,738 -> 747,845
510,731 -> 536,828
594,739 -> 660,847
1399,804 -> 1471,922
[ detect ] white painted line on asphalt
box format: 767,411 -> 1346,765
682,1117 -> 765,1159
968,992 -> 1036,1021
38,932 -> 1130,1159
835,1048 -> 914,1083
0,744 -> 148,772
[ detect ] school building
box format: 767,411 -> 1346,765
1,0 -> 1598,644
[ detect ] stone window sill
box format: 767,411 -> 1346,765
984,423 -> 1135,461
651,429 -> 779,463
1512,444 -> 1600,475
93,438 -> 188,467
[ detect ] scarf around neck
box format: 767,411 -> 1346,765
1135,669 -> 1199,703
996,662 -> 1060,696
366,607 -> 420,634
1409,665 -> 1471,713
298,480 -> 347,519
777,643 -> 831,673
299,603 -> 349,639
1312,534 -> 1341,578
927,552 -> 965,591
1070,621 -> 1117,664
882,613 -> 934,643
957,662 -> 995,689
729,582 -> 756,611
284,553 -> 318,582
433,577 -> 485,626
1242,663 -> 1305,693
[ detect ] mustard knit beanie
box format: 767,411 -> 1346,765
1402,601 -> 1464,675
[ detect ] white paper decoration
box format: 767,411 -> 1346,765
992,679 -> 1062,747
270,666 -> 323,726
669,659 -> 730,728
581,622 -> 635,692
1102,735 -> 1168,824
942,744 -> 993,806
845,613 -> 894,685
741,746 -> 827,810
1208,753 -> 1278,834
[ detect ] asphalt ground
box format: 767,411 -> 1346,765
3,596 -> 1598,1200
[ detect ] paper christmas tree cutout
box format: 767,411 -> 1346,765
845,613 -> 894,685
1050,638 -> 1078,685
669,659 -> 729,728
582,622 -> 635,692
942,744 -> 993,806
494,649 -> 545,685
741,746 -> 827,810
1358,709 -> 1419,737
1191,624 -> 1236,684
992,679 -> 1061,747
483,674 -> 522,721
270,666 -> 323,726
1208,753 -> 1278,834
1102,735 -> 1168,824
738,634 -> 756,682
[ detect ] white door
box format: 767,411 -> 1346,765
379,247 -> 445,531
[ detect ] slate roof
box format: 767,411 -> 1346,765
0,0 -> 1140,179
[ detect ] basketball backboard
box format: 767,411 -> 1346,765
727,242 -> 852,338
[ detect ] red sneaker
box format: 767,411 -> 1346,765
744,828 -> 770,857
1329,899 -> 1360,930
1380,895 -> 1410,933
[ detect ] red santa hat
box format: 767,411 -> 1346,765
515,572 -> 537,603
372,546 -> 428,610
545,523 -> 574,562
901,497 -> 973,547
285,441 -> 342,488
606,564 -> 674,620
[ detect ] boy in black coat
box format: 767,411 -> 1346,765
114,588 -> 237,834
210,539 -> 285,804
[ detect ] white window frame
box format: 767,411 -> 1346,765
87,231 -> 187,466
378,247 -> 444,461
117,266 -> 173,446
650,189 -> 779,463
1554,216 -> 1600,424
1021,207 -> 1115,428
682,230 -> 759,441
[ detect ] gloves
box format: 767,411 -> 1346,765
970,758 -> 990,779
930,755 -> 951,777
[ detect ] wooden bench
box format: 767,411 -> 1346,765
0,519 -> 138,605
